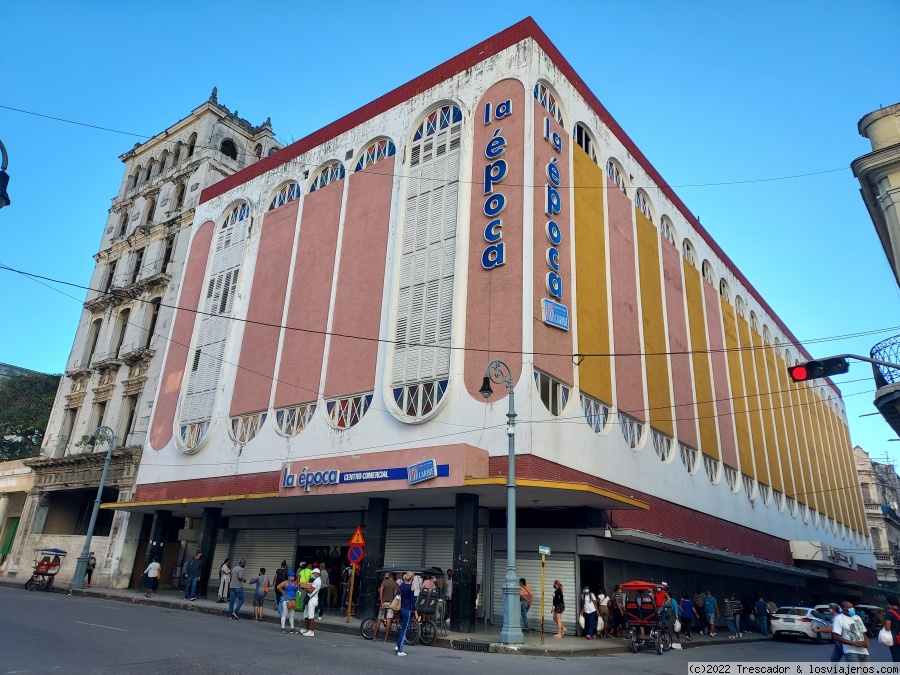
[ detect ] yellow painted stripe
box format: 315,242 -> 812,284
721,300 -> 752,475
774,350 -> 806,502
573,149 -> 613,405
797,383 -> 823,514
736,316 -> 764,483
683,262 -> 718,459
751,329 -> 781,492
462,477 -> 650,510
101,492 -> 280,509
636,212 -> 672,436
812,392 -> 837,521
764,345 -> 794,497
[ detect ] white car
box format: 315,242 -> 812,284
770,607 -> 831,642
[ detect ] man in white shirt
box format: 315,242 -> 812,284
832,601 -> 870,662
301,568 -> 322,637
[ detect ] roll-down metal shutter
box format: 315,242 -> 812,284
385,528 -> 423,567
232,529 -> 297,579
424,528 -> 453,570
492,551 -> 577,633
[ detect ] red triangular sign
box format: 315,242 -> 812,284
349,526 -> 365,546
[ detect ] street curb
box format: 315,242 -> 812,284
0,578 -> 773,657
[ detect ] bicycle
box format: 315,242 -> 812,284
360,608 -> 421,646
628,615 -> 672,655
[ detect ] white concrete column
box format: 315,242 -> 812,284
0,494 -> 10,532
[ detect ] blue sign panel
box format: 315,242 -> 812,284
542,298 -> 570,331
407,459 -> 438,485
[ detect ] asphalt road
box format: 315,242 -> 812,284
1,586 -> 895,674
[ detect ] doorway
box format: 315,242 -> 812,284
580,555 -> 605,595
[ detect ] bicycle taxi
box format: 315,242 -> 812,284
622,580 -> 671,655
359,565 -> 444,646
25,547 -> 67,592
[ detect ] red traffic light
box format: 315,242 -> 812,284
788,365 -> 809,381
787,357 -> 849,383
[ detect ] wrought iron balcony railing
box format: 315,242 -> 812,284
871,335 -> 900,388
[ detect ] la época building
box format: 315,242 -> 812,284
113,19 -> 875,629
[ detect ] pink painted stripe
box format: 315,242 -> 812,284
274,181 -> 343,408
323,157 -> 394,398
661,238 -> 697,448
149,221 -> 215,450
607,182 -> 645,421
704,282 -> 738,467
229,201 -> 299,416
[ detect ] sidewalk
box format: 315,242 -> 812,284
0,577 -> 769,657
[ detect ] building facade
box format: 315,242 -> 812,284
116,19 -> 872,628
854,446 -> 900,591
4,91 -> 280,587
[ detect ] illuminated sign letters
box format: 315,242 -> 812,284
481,99 -> 514,271
541,116 -> 569,330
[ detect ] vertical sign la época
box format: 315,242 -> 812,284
542,117 -> 569,331
481,99 -> 513,270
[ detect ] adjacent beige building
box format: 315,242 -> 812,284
855,445 -> 900,591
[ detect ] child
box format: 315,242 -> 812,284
249,567 -> 270,621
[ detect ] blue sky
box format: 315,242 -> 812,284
2,1 -> 899,456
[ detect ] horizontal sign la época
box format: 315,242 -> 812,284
282,460 -> 449,493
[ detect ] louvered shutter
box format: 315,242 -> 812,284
232,529 -> 297,580
424,528 -> 454,570
492,551 -> 577,633
384,528 -> 424,568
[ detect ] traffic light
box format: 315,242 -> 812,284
787,357 -> 849,383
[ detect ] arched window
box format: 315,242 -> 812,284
187,133 -> 197,158
113,308 -> 131,357
144,161 -> 155,182
134,165 -> 144,186
158,150 -> 169,174
84,317 -> 103,365
605,159 -> 626,194
573,123 -> 597,164
144,198 -> 156,226
309,162 -> 345,192
701,260 -> 715,285
268,182 -> 301,210
355,138 -> 396,171
173,142 -> 183,165
174,183 -> 186,211
391,103 -> 462,419
126,174 -> 136,191
735,295 -> 746,317
719,278 -> 731,302
117,212 -> 128,238
179,202 -> 251,451
660,216 -> 676,245
220,138 -> 238,161
534,82 -> 564,126
750,311 -> 760,332
635,190 -> 653,222
682,239 -> 696,266
254,144 -> 263,160
762,325 -> 772,345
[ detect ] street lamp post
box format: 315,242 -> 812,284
479,359 -> 524,645
69,426 -> 116,590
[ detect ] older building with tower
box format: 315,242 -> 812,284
4,92 -> 279,588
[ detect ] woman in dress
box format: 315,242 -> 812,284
552,580 -> 567,637
217,558 -> 231,603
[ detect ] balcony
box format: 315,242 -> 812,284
871,335 -> 900,437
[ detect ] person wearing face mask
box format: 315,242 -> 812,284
832,602 -> 870,662
580,586 -> 598,639
812,603 -> 844,663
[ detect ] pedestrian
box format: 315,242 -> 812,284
445,569 -> 453,624
395,571 -> 416,656
228,558 -> 247,619
613,584 -> 627,638
86,552 -> 97,587
217,558 -> 231,603
326,562 -> 339,609
183,551 -> 202,601
277,569 -> 299,634
663,590 -> 679,640
374,572 -> 399,641
693,586 -> 707,634
754,595 -> 769,636
519,578 -> 533,632
552,580 -> 567,637
678,591 -> 697,642
653,585 -> 667,612
832,601 -> 870,663
580,585 -> 598,639
297,561 -> 311,613
318,564 -> 329,618
703,590 -> 719,637
274,560 -> 287,611
883,596 -> 900,662
300,567 -> 321,636
143,557 -> 161,598
249,567 -> 269,622
596,587 -> 610,637
813,603 -> 844,662
341,563 -> 352,610
725,593 -> 743,639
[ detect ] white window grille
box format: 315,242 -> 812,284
326,392 -> 373,429
701,261 -> 715,285
534,82 -> 564,125
390,104 -> 461,421
742,474 -> 756,500
750,313 -> 760,332
682,239 -> 696,266
274,403 -> 316,436
800,503 -> 809,521
619,412 -> 644,449
680,443 -> 698,473
651,430 -> 672,461
229,412 -> 267,443
534,370 -> 570,416
179,203 -> 250,439
573,124 -> 597,164
773,490 -> 785,511
703,455 -> 720,484
660,216 -> 676,246
724,466 -> 738,491
635,191 -> 652,222
309,162 -> 345,192
719,279 -> 731,302
758,483 -> 771,505
581,393 -> 611,433
605,160 -> 626,194
735,296 -> 746,318
788,497 -> 798,516
355,139 -> 396,171
393,379 -> 448,417
268,182 -> 301,210
179,421 -> 208,451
